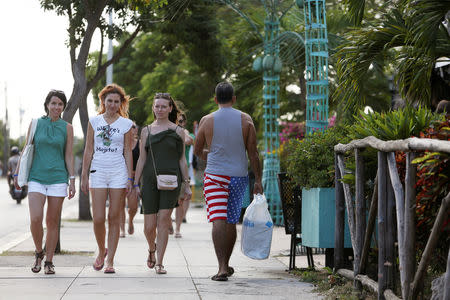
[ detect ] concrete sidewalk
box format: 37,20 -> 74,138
0,202 -> 324,300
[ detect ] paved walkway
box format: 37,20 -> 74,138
0,197 -> 324,300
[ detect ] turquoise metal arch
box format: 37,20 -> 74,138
213,0 -> 329,226
303,0 -> 329,133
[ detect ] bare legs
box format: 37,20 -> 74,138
120,191 -> 138,236
91,188 -> 125,270
28,192 -> 64,271
212,219 -> 236,276
175,197 -> 190,236
143,208 -> 173,272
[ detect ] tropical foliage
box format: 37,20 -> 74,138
285,125 -> 350,189
348,105 -> 444,140
335,0 -> 450,115
413,119 -> 450,271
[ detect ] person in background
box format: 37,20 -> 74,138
120,122 -> 140,237
81,84 -> 134,274
7,146 -> 20,188
14,89 -> 75,275
134,92 -> 191,275
173,112 -> 194,238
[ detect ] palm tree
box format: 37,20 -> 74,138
334,0 -> 450,116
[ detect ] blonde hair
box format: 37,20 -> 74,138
98,84 -> 130,118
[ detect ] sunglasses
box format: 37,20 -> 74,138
155,92 -> 171,98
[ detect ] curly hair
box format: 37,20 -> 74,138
98,84 -> 130,118
153,92 -> 180,123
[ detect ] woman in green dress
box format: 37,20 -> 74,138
14,90 -> 75,275
134,93 -> 192,274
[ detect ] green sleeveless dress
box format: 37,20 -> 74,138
141,128 -> 183,214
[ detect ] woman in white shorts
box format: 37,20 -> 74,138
14,89 -> 75,275
81,84 -> 133,274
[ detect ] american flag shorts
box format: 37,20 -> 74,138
204,173 -> 249,224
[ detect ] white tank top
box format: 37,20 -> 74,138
89,115 -> 133,170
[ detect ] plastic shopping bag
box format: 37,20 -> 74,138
241,193 -> 274,259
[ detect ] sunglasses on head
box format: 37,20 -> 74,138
155,92 -> 171,98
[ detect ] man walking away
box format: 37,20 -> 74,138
194,81 -> 263,281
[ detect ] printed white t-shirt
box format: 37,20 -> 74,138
89,115 -> 133,170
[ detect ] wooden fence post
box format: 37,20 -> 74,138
410,192 -> 450,299
355,149 -> 365,289
386,168 -> 396,291
334,153 -> 345,270
403,152 -> 416,299
360,174 -> 378,275
378,151 -> 387,300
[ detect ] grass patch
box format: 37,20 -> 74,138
291,267 -> 376,300
1,250 -> 94,256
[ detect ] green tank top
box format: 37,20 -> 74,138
28,117 -> 68,184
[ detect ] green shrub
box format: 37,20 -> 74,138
348,105 -> 443,140
285,126 -> 350,189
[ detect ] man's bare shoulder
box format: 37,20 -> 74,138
241,112 -> 254,126
199,113 -> 214,127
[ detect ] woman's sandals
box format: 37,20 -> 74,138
155,264 -> 167,274
147,244 -> 156,269
31,250 -> 45,273
44,261 -> 55,275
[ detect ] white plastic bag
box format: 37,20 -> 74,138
241,193 -> 274,259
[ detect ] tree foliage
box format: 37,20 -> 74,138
335,0 -> 450,115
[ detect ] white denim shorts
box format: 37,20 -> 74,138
28,181 -> 68,197
89,166 -> 128,189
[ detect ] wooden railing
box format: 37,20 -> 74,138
333,136 -> 450,300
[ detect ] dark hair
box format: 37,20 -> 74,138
98,84 -> 131,118
215,82 -> 234,104
44,89 -> 67,116
153,92 -> 180,123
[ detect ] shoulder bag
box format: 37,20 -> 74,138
17,118 -> 38,187
147,125 -> 178,190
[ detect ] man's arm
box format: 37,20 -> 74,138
194,116 -> 209,161
244,115 -> 263,194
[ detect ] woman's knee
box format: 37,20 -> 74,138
93,216 -> 106,227
45,215 -> 59,229
30,216 -> 43,227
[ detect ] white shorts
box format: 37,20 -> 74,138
89,166 -> 128,189
28,181 -> 68,197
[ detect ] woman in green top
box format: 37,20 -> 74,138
134,93 -> 192,275
14,90 -> 75,275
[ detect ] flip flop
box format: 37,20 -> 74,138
93,249 -> 108,271
174,232 -> 182,238
104,266 -> 115,274
211,273 -> 228,281
227,266 -> 234,277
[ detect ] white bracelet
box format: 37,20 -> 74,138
69,176 -> 75,180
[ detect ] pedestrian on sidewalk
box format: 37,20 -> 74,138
194,82 -> 263,281
81,84 -> 134,274
120,122 -> 140,237
173,112 -> 194,238
14,89 -> 76,275
134,92 -> 192,275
